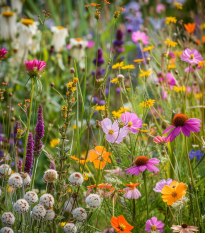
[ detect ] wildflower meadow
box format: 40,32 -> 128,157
0,0 -> 205,232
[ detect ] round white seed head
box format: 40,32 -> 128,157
64,223 -> 77,233
44,169 -> 58,183
39,194 -> 54,208
24,191 -> 38,204
14,199 -> 29,213
0,165 -> 11,179
31,204 -> 46,220
85,194 -> 101,208
44,209 -> 55,221
64,198 -> 74,212
0,227 -> 14,233
72,207 -> 87,222
1,212 -> 15,226
21,173 -> 31,186
8,173 -> 22,188
69,172 -> 84,186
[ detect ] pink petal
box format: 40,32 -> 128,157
162,125 -> 175,134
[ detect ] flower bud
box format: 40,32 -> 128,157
50,83 -> 54,87
70,67 -> 75,73
117,74 -> 124,82
118,122 -> 124,128
174,70 -> 179,75
9,92 -> 12,97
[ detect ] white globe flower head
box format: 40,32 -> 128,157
44,209 -> 55,221
51,26 -> 68,52
8,173 -> 22,188
21,173 -> 31,186
31,204 -> 46,220
14,199 -> 29,214
69,172 -> 84,186
64,223 -> 77,233
0,164 -> 11,178
1,212 -> 15,226
40,194 -> 54,208
72,207 -> 87,222
64,198 -> 74,212
24,191 -> 38,204
11,0 -> 24,14
85,194 -> 101,208
43,169 -> 58,183
0,227 -> 14,233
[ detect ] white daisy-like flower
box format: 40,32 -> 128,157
40,194 -> 54,208
14,199 -> 29,214
44,209 -> 55,221
64,223 -> 77,233
72,207 -> 87,222
24,191 -> 38,204
0,164 -> 11,178
0,7 -> 17,40
69,172 -> 84,186
64,198 -> 74,212
43,169 -> 58,183
21,173 -> 31,186
10,38 -> 28,65
1,212 -> 15,226
85,194 -> 101,208
0,227 -> 14,233
11,0 -> 24,14
51,26 -> 68,52
31,204 -> 46,220
29,30 -> 41,55
8,173 -> 22,188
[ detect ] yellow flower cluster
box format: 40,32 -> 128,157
111,78 -> 119,84
164,38 -> 178,47
165,17 -> 177,24
195,93 -> 202,99
112,107 -> 131,118
50,139 -> 60,148
173,51 -> 183,57
173,86 -> 186,92
143,46 -> 154,51
66,78 -> 78,93
168,64 -> 176,69
174,3 -> 182,10
139,70 -> 152,78
112,62 -> 124,69
121,65 -> 135,70
95,105 -> 105,111
134,59 -> 144,63
139,99 -> 155,108
198,61 -> 205,67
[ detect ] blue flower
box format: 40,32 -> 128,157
189,149 -> 203,161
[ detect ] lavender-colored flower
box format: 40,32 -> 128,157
24,133 -> 34,174
181,48 -> 203,65
34,104 -> 45,157
145,217 -> 165,232
103,228 -> 114,233
93,49 -> 105,66
153,179 -> 172,192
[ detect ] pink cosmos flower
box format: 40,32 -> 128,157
158,72 -> 176,86
103,228 -> 114,233
153,136 -> 170,144
156,4 -> 165,14
171,224 -> 199,233
121,112 -> 143,134
181,49 -> 203,65
145,217 -> 165,232
125,155 -> 160,177
153,179 -> 172,192
25,59 -> 46,71
184,66 -> 202,72
132,31 -> 149,45
0,48 -> 8,59
162,113 -> 201,142
123,183 -> 141,199
162,90 -> 167,100
101,118 -> 128,144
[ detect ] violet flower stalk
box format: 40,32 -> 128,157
24,133 -> 34,174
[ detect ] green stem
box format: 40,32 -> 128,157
30,156 -> 39,191
143,171 -> 149,219
133,199 -> 136,221
22,78 -> 35,171
202,67 -> 205,138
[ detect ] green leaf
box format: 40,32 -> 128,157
194,178 -> 205,189
195,153 -> 205,169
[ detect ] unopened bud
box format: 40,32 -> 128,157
174,70 -> 179,75
11,117 -> 15,122
117,74 -> 124,82
113,11 -> 120,18
118,122 -> 124,128
70,68 -> 75,73
9,92 -> 12,97
82,67 -> 85,72
96,120 -> 101,129
50,83 -> 55,87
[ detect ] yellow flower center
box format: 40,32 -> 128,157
119,223 -> 126,230
2,11 -> 14,17
151,225 -> 157,230
127,122 -> 133,127
21,19 -> 34,25
76,38 -> 83,41
190,54 -> 194,59
171,191 -> 177,197
108,129 -> 114,135
56,26 -> 64,30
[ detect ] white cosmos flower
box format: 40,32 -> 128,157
10,38 -> 28,65
0,7 -> 17,40
11,0 -> 24,14
51,26 -> 68,52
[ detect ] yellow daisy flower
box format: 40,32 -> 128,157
134,59 -> 144,63
139,70 -> 152,78
165,17 -> 177,24
143,46 -> 154,51
112,62 -> 124,69
111,78 -> 119,84
164,38 -> 178,47
174,3 -> 182,10
139,99 -> 155,108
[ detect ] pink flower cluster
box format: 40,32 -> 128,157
0,48 -> 8,59
25,59 -> 46,71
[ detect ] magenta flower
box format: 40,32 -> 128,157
162,113 -> 201,142
123,183 -> 141,199
153,179 -> 172,192
145,217 -> 165,233
0,48 -> 8,59
121,112 -> 142,134
101,118 -> 128,144
125,156 -> 160,176
132,31 -> 149,45
153,136 -> 169,144
184,65 -> 202,72
156,4 -> 165,14
181,49 -> 203,65
25,59 -> 46,71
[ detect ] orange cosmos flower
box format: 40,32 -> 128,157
87,184 -> 96,189
70,155 -> 89,164
184,23 -> 195,34
161,181 -> 187,205
88,146 -> 111,170
97,183 -> 112,189
111,215 -> 134,233
202,36 -> 205,44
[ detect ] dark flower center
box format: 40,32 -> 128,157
171,191 -> 177,197
172,113 -> 188,127
182,223 -> 187,228
134,156 -> 149,166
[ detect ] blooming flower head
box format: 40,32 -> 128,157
164,39 -> 178,47
165,17 -> 177,24
184,23 -> 195,34
189,149 -> 203,161
101,118 -> 128,144
145,217 -> 165,232
156,4 -> 165,14
132,31 -> 149,45
171,224 -> 198,232
139,70 -> 152,78
88,146 -> 111,170
153,136 -> 170,144
24,59 -> 46,78
139,99 -> 155,108
162,113 -> 202,142
161,181 -> 187,205
125,156 -> 160,177
143,46 -> 154,52
123,183 -> 141,199
174,3 -> 182,10
0,48 -> 8,59
51,26 -> 68,52
181,49 -> 203,65
121,111 -> 143,134
71,155 -> 89,164
111,215 -> 134,233
153,179 -> 173,192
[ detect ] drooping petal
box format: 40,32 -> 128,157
162,125 -> 175,134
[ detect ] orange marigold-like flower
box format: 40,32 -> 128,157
97,183 -> 112,189
85,5 -> 90,8
18,103 -> 22,106
87,184 -> 96,189
119,7 -> 125,11
184,23 -> 195,34
125,183 -> 140,189
24,99 -> 30,102
70,155 -> 89,164
111,215 -> 134,233
88,146 -> 111,170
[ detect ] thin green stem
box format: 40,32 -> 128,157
30,156 -> 39,191
143,171 -> 149,219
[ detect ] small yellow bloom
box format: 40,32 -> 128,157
164,38 -> 178,47
61,106 -> 68,111
195,93 -> 203,99
139,99 -> 155,108
168,64 -> 176,69
198,60 -> 205,67
143,124 -> 147,126
95,105 -> 105,111
66,82 -> 73,88
50,139 -> 60,148
112,62 -> 124,69
7,186 -> 13,194
200,23 -> 205,30
134,59 -> 144,63
165,17 -> 177,24
61,222 -> 68,227
126,88 -> 131,91
143,46 -> 154,51
118,107 -> 131,113
73,78 -> 78,84
111,78 -> 119,84
174,3 -> 182,10
173,86 -> 186,92
71,87 -> 76,92
112,111 -> 122,118
139,70 -> 152,78
173,51 -> 183,57
140,130 -> 148,133
121,64 -> 135,70
72,125 -> 76,130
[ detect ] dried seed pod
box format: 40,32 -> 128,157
43,169 -> 58,183
14,199 -> 29,214
72,207 -> 87,222
24,191 -> 38,204
85,194 -> 101,208
69,172 -> 84,186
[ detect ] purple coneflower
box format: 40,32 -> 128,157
145,217 -> 165,232
24,133 -> 34,174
